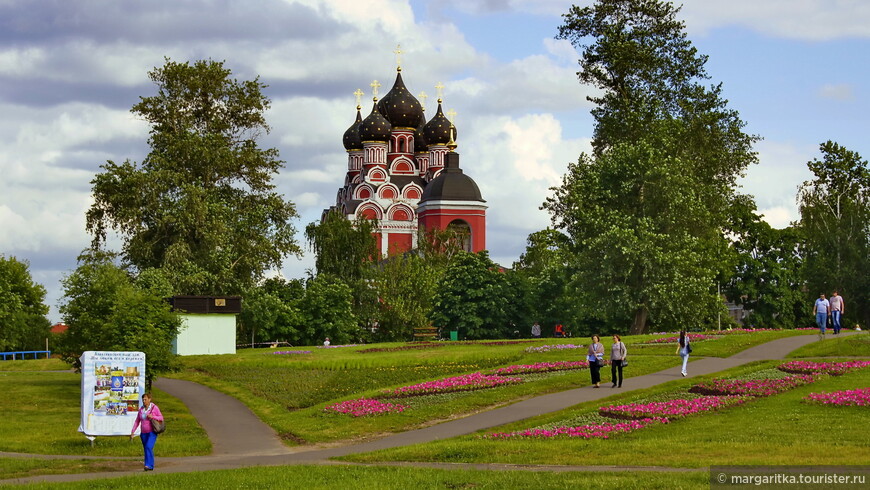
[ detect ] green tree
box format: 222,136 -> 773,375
87,59 -> 300,295
548,0 -> 757,334
429,251 -> 513,339
797,141 -> 870,328
296,275 -> 359,345
305,210 -> 378,282
372,253 -> 441,341
58,252 -> 180,386
0,255 -> 51,351
237,277 -> 305,345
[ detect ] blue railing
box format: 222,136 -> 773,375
0,350 -> 51,361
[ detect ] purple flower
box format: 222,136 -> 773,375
271,350 -> 312,355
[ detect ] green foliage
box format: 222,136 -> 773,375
296,274 -> 360,345
305,210 -> 377,282
0,255 -> 51,351
725,200 -> 805,328
86,58 -> 300,295
549,0 -> 758,334
57,252 -> 181,385
797,141 -> 870,328
238,277 -> 305,345
372,252 -> 442,341
429,251 -> 514,339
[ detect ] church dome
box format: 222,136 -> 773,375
413,119 -> 428,152
342,107 -> 363,151
420,152 -> 484,202
377,71 -> 425,129
423,102 -> 456,146
359,101 -> 392,142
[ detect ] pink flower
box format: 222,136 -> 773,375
777,361 -> 870,376
323,398 -> 407,416
804,388 -> 870,407
493,361 -> 589,375
381,372 -> 523,398
599,396 -> 746,419
485,418 -> 668,440
689,375 -> 818,397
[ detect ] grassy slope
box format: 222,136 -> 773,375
788,332 -> 870,357
342,360 -> 870,467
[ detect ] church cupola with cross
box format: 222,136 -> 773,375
325,45 -> 487,256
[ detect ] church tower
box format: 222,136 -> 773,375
326,48 -> 486,256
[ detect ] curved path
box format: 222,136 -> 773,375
2,331 -> 860,484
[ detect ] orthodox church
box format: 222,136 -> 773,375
324,55 -> 486,256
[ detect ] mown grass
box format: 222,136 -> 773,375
341,360 -> 870,468
0,358 -> 69,371
0,371 -> 211,456
10,465 -> 708,489
788,332 -> 870,358
0,458 -> 140,480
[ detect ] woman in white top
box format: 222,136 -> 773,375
586,335 -> 605,388
676,330 -> 690,377
610,334 -> 627,388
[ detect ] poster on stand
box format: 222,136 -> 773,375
79,351 -> 146,437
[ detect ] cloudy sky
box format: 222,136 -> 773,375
1,0 -> 868,322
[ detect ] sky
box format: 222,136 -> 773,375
1,0 -> 868,322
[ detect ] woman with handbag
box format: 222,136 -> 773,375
610,334 -> 627,388
130,393 -> 164,471
587,335 -> 605,388
676,330 -> 691,377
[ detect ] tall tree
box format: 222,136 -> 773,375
798,141 -> 870,328
548,0 -> 758,334
0,255 -> 51,351
305,210 -> 377,282
87,59 -> 300,295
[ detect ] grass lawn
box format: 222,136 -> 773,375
11,465 -> 709,489
0,370 -> 211,457
788,332 -> 870,358
0,358 -> 70,371
341,360 -> 870,468
0,458 -> 141,480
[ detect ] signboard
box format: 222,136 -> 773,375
79,351 -> 145,437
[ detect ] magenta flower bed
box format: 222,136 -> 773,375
777,361 -> 870,376
804,388 -> 870,407
271,350 -> 312,355
639,334 -> 720,345
381,372 -> 523,398
493,361 -> 589,376
525,344 -> 585,353
599,396 -> 746,420
486,418 -> 667,440
689,375 -> 817,397
323,398 -> 407,417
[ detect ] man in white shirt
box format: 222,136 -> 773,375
813,293 -> 830,338
829,291 -> 845,334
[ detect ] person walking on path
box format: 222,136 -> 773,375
676,331 -> 690,377
610,334 -> 627,388
830,291 -> 845,334
587,335 -> 605,388
813,293 -> 830,339
130,393 -> 163,471
531,322 -> 541,338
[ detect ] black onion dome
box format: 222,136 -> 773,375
413,119 -> 428,152
342,108 -> 363,150
359,101 -> 391,142
423,102 -> 456,145
377,71 -> 424,129
420,152 -> 484,202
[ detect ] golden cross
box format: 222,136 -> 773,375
370,80 -> 381,99
435,82 -> 444,101
394,44 -> 403,69
353,88 -> 364,107
446,108 -> 457,123
418,91 -> 428,111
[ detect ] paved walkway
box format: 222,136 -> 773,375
2,331 -> 859,484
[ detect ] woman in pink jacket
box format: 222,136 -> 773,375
130,393 -> 163,471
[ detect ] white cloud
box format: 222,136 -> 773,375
738,140 -> 815,228
818,83 -> 855,101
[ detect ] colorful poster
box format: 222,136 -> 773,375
79,351 -> 146,437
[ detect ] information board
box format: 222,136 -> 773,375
78,351 -> 146,437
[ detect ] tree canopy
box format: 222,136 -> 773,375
0,255 -> 51,351
87,59 -> 300,295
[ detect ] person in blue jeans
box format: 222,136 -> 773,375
813,293 -> 830,339
676,331 -> 690,377
130,393 -> 163,471
829,291 -> 845,334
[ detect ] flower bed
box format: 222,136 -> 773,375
317,344 -> 359,349
524,344 -> 585,353
599,395 -> 747,420
323,398 -> 407,417
358,342 -> 448,354
689,375 -> 817,397
380,372 -> 523,398
638,334 -> 720,345
485,417 -> 667,440
492,361 -> 589,376
804,388 -> 870,407
777,360 -> 870,376
271,350 -> 312,355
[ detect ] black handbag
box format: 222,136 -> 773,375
151,418 -> 166,434
621,359 -> 628,367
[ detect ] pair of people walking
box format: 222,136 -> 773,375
587,335 -> 628,388
814,291 -> 846,337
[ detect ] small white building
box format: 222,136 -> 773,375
169,296 -> 241,356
